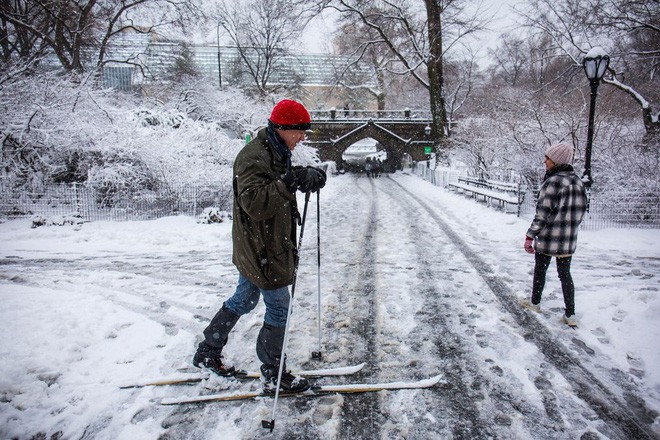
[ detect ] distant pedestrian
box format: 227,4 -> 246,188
373,159 -> 381,177
365,158 -> 373,178
519,143 -> 588,327
193,99 -> 326,393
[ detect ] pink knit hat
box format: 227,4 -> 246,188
545,143 -> 574,165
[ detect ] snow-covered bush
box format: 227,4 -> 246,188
197,207 -> 231,224
133,109 -> 187,128
0,69 -> 275,198
31,214 -> 83,229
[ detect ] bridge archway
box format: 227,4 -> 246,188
306,111 -> 435,169
334,120 -> 411,170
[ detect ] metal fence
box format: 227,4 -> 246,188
2,176 -> 658,230
517,186 -> 660,230
0,182 -> 233,223
414,165 -> 660,230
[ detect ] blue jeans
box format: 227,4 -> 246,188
224,272 -> 291,327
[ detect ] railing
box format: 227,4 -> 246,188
0,182 -> 232,223
518,186 -> 660,230
5,176 -> 657,231
413,164 -> 660,230
449,177 -> 522,215
311,108 -> 432,121
458,176 -> 520,194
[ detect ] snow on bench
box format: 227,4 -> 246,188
448,178 -> 522,214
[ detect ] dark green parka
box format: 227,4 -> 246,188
232,128 -> 298,290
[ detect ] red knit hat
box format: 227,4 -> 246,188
269,99 -> 311,130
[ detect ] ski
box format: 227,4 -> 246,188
119,362 -> 366,389
159,375 -> 443,405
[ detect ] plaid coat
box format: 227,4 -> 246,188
526,165 -> 588,256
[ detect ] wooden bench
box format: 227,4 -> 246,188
448,177 -> 523,214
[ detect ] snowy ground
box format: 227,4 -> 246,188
0,171 -> 658,439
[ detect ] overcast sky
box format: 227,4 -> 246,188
300,0 -> 526,60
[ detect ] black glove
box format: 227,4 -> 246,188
281,169 -> 298,193
295,166 -> 327,193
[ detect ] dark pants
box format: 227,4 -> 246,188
532,253 -> 575,317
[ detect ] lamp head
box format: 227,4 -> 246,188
583,47 -> 610,81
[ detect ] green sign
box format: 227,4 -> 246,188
424,146 -> 432,154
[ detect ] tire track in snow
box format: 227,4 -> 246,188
338,176 -> 383,440
278,175 -> 384,440
377,178 -> 493,438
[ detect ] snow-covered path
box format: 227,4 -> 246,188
317,174 -> 657,439
0,172 -> 658,439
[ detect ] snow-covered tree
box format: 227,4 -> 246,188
0,0 -> 203,73
211,0 -> 310,97
516,0 -> 659,141
0,66 -> 286,199
322,0 -> 492,143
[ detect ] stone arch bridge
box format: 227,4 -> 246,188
306,109 -> 435,169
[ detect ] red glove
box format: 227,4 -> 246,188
524,236 -> 535,254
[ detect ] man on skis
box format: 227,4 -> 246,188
193,99 -> 326,393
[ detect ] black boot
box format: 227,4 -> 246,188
203,305 -> 240,348
193,305 -> 241,376
256,324 -> 309,393
260,362 -> 310,393
192,341 -> 236,376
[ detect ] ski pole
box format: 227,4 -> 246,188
262,191 -> 311,433
312,190 -> 322,360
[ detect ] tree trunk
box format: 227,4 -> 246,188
425,0 -> 448,142
641,107 -> 659,150
376,68 -> 386,110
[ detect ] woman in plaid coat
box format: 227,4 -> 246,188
519,143 -> 588,327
